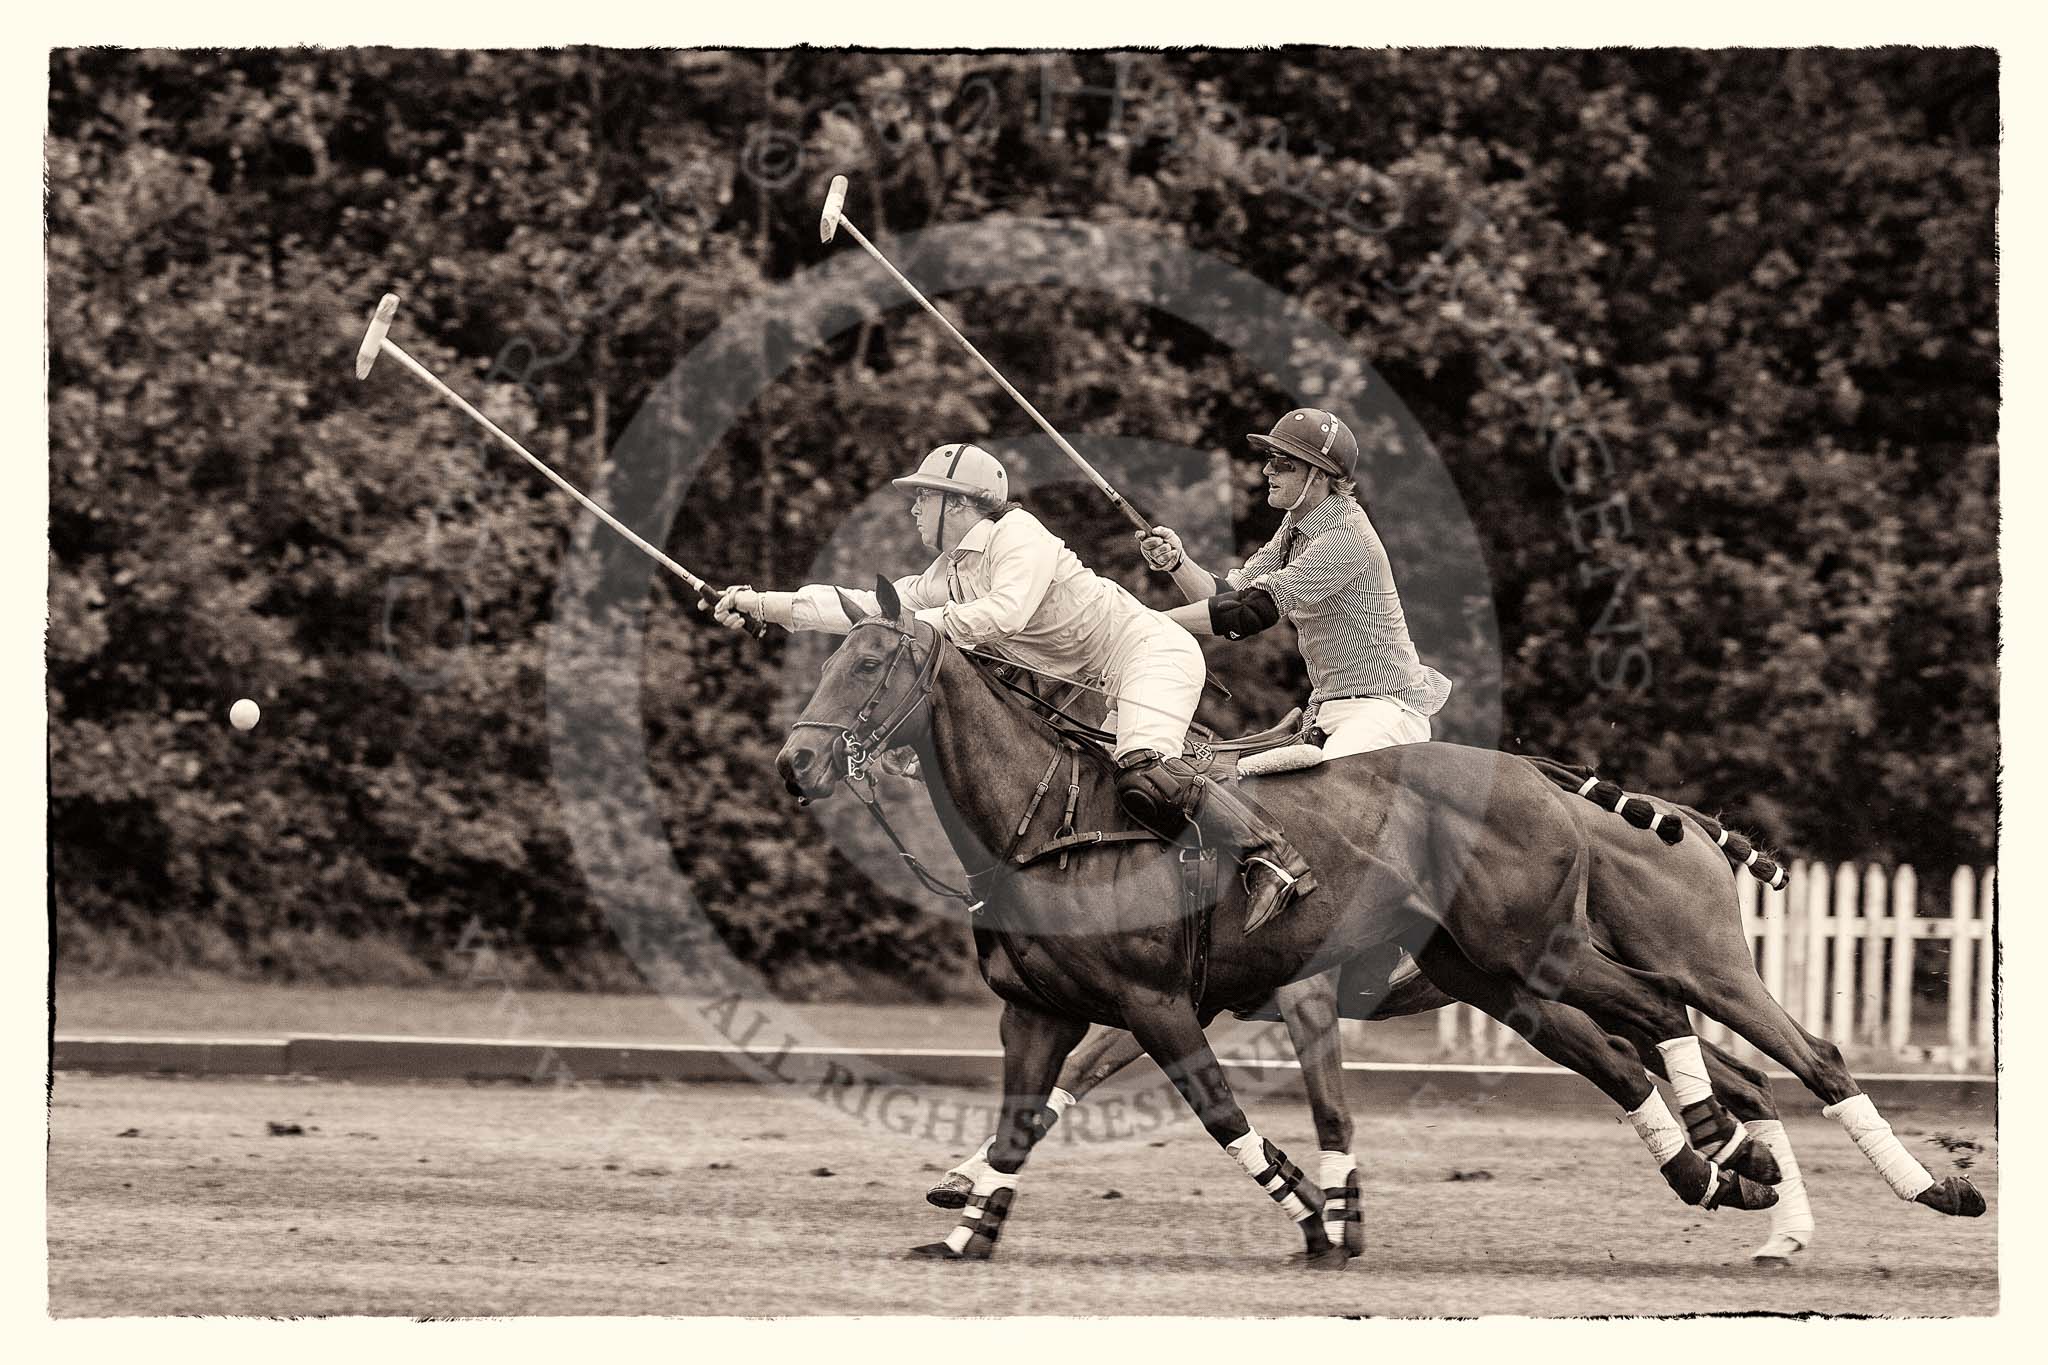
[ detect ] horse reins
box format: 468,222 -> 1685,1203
792,617 -> 995,913
805,620 -> 1096,924
788,617 -> 943,787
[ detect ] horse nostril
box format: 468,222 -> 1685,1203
791,748 -> 815,773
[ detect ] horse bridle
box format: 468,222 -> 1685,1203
786,615 -> 995,911
787,615 -> 943,789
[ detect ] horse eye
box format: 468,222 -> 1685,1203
857,657 -> 882,674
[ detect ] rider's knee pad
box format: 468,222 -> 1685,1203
1116,750 -> 1200,837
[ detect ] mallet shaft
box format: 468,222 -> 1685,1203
377,338 -> 709,592
836,217 -> 1155,536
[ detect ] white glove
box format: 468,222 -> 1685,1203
1138,526 -> 1185,572
714,585 -> 765,630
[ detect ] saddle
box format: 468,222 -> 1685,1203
1041,705 -> 1326,782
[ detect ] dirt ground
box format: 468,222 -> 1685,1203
48,1073 -> 1995,1318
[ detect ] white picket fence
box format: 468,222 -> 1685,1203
1437,861 -> 1997,1072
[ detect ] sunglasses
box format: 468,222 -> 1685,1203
1262,456 -> 1303,476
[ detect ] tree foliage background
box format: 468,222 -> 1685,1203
46,48 -> 1998,994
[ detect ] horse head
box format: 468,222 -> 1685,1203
776,575 -> 942,803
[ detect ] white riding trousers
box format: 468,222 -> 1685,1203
1313,694 -> 1431,760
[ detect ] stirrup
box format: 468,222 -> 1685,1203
1246,856 -> 1301,891
1243,859 -> 1304,934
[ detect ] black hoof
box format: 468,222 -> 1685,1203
1292,1245 -> 1350,1271
926,1178 -> 971,1211
1751,1231 -> 1810,1265
1706,1167 -> 1779,1212
908,1241 -> 981,1260
1916,1176 -> 1987,1218
1725,1132 -> 1782,1186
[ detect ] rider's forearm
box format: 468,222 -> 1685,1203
1166,601 -> 1215,635
1169,557 -> 1219,604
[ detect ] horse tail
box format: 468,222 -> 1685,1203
1523,756 -> 1685,846
1672,803 -> 1793,892
1523,756 -> 1789,888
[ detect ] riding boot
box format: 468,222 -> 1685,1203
1191,774 -> 1317,931
1116,752 -> 1317,932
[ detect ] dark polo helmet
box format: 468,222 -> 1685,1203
1246,408 -> 1359,481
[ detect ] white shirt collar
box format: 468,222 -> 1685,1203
950,516 -> 998,556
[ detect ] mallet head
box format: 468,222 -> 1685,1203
355,293 -> 401,379
820,174 -> 848,244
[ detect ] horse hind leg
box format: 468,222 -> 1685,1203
1276,970 -> 1362,1257
1123,998 -> 1343,1269
1415,938 -> 1775,1216
1699,1042 -> 1818,1263
1661,960 -> 1986,1218
1618,1023 -> 1781,1187
913,1001 -> 1089,1260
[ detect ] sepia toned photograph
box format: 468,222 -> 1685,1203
44,44 -> 1999,1318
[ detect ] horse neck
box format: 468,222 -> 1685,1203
912,646 -> 1077,870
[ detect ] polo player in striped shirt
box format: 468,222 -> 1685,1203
1140,408 -> 1453,762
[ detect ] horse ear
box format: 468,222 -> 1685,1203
875,575 -> 904,621
833,587 -> 870,627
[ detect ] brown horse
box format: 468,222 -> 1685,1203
926,781 -> 1987,1262
777,583 -> 1814,1263
926,963 -> 1823,1261
909,775 -> 1823,1257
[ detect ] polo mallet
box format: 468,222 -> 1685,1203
818,184 -> 1229,702
820,174 -> 1158,537
353,293 -> 768,638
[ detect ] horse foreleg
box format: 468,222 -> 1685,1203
912,1001 -> 1087,1261
927,1024 -> 1151,1209
1124,998 -> 1342,1269
1276,971 -> 1361,1257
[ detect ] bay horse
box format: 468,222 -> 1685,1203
927,786 -> 1988,1262
775,583 -> 1979,1264
920,795 -> 1882,1263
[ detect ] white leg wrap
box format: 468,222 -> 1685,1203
1750,1119 -> 1814,1240
949,1090 -> 1072,1182
1224,1128 -> 1269,1177
947,1134 -> 996,1183
943,1168 -> 1020,1253
1317,1150 -> 1357,1191
1655,1036 -> 1715,1108
1823,1092 -> 1935,1200
1225,1128 -> 1313,1222
1625,1091 -> 1687,1164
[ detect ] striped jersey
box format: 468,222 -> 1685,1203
1225,495 -> 1453,714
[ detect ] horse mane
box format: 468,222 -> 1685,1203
945,637 -> 1119,777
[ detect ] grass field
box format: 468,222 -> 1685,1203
49,1073 -> 1996,1318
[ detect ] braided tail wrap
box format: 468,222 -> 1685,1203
1676,804 -> 1792,892
1523,756 -> 1683,846
1520,755 -> 1790,891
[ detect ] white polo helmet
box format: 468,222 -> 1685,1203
891,442 -> 1008,502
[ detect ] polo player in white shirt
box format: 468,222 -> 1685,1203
714,442 -> 1316,929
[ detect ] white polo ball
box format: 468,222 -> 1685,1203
229,699 -> 260,732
